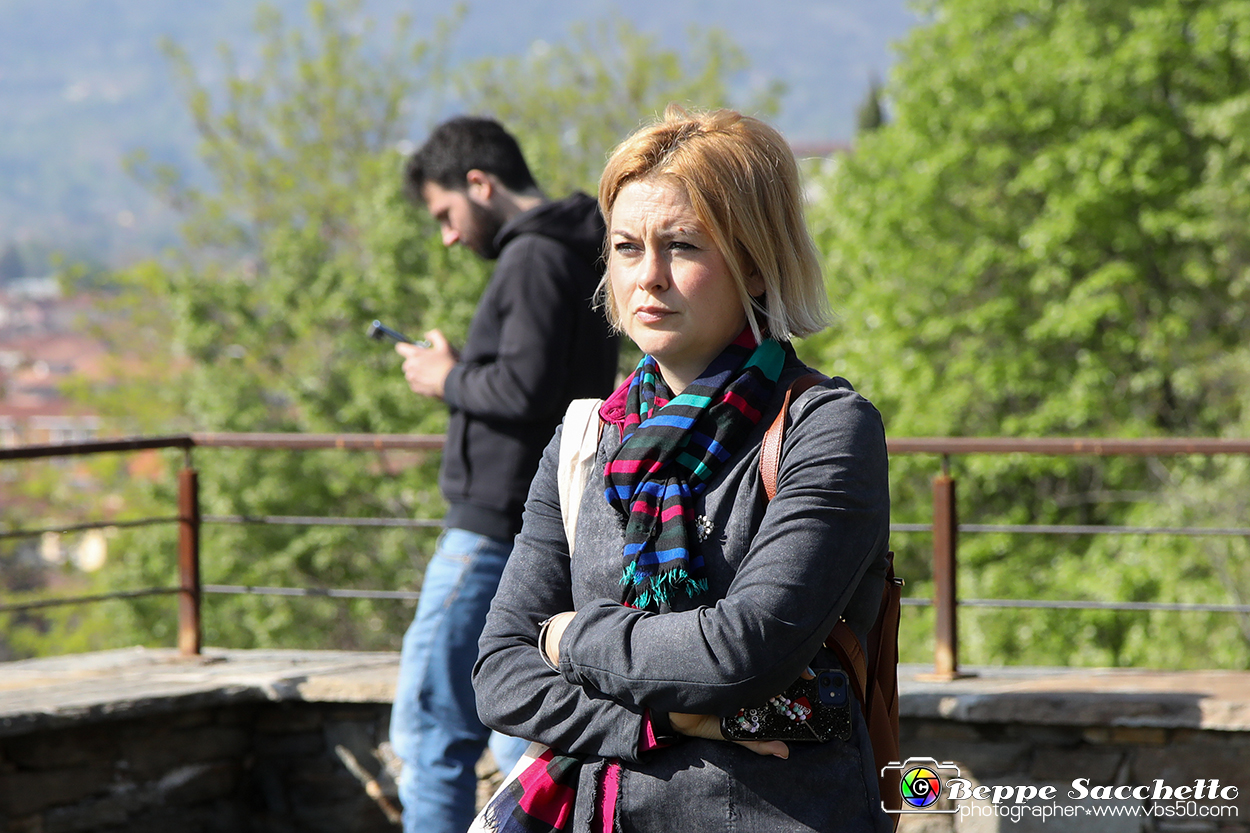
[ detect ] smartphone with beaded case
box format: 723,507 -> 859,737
721,669 -> 853,743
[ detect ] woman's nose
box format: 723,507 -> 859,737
639,250 -> 670,292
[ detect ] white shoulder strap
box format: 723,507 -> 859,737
556,398 -> 604,553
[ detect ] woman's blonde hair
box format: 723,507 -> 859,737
598,105 -> 830,342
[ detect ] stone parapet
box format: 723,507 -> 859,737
1,651 -> 1248,831
894,665 -> 1250,832
0,649 -> 399,832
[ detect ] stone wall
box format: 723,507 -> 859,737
0,702 -> 395,833
893,678 -> 1250,832
8,700 -> 1246,833
4,650 -> 1249,832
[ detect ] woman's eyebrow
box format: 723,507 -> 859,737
658,222 -> 703,239
610,216 -> 705,238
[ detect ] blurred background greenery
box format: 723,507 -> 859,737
2,0 -> 1248,671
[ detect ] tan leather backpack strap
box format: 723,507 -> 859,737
825,620 -> 869,711
759,373 -> 826,501
758,370 -> 903,825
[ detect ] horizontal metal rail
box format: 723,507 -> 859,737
10,433 -> 1250,462
0,435 -> 194,460
13,517 -> 1242,540
898,597 -> 1250,613
959,598 -> 1250,613
191,432 -> 445,451
0,517 -> 183,540
204,515 -> 442,528
0,584 -> 423,612
0,432 -> 445,461
15,587 -> 1242,615
0,587 -> 181,614
891,523 -> 1250,537
204,584 -> 421,600
887,437 -> 1250,456
0,515 -> 441,540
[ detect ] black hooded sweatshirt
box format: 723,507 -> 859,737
439,191 -> 619,539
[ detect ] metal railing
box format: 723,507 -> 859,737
889,437 -> 1250,678
0,433 -> 441,655
3,433 -> 1250,676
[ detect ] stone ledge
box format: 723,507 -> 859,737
3,650 -> 1250,739
899,664 -> 1250,733
0,647 -> 398,738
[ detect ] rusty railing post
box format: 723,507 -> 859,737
931,455 -> 959,679
178,449 -> 202,655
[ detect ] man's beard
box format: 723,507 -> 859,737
465,199 -> 506,260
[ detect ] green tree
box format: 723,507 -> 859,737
71,0 -> 468,653
460,20 -> 782,374
129,0 -> 456,256
0,244 -> 25,281
854,76 -> 885,135
40,2 -> 779,655
458,21 -> 783,198
804,0 -> 1250,668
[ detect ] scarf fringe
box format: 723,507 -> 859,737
607,337 -> 784,610
620,562 -> 710,609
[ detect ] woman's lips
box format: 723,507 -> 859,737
634,306 -> 675,324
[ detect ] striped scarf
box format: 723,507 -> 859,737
605,331 -> 786,609
476,746 -> 579,832
475,335 -> 786,833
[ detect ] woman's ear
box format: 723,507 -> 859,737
746,271 -> 766,298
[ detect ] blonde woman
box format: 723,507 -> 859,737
473,107 -> 892,833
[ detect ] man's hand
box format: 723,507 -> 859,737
397,329 -> 458,399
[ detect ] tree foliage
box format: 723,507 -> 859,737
805,0 -> 1250,667
854,76 -> 885,135
0,244 -> 26,281
60,0 -> 466,652
34,0 -> 1250,671
19,1 -> 778,655
128,0 -> 455,254
457,21 -> 783,197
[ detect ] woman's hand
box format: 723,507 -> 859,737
541,611 -> 787,758
539,611 -> 577,666
667,667 -> 816,759
667,712 -> 790,758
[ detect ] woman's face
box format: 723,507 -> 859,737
608,177 -> 756,392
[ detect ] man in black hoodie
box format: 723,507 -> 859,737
389,116 -> 618,833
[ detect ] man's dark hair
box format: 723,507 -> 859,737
403,116 -> 538,204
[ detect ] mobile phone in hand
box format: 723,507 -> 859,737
721,669 -> 853,743
367,320 -> 431,348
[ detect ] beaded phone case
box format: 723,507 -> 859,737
721,669 -> 853,743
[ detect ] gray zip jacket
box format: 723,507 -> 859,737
474,354 -> 892,832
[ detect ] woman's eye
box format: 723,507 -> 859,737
669,240 -> 696,251
613,241 -> 639,253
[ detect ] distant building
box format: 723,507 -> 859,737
789,140 -> 853,160
0,407 -> 100,447
2,275 -> 61,301
0,277 -> 106,447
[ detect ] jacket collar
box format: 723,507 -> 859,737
599,377 -> 631,436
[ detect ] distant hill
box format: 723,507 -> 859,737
0,0 -> 916,268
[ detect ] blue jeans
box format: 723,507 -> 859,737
390,528 -> 531,833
